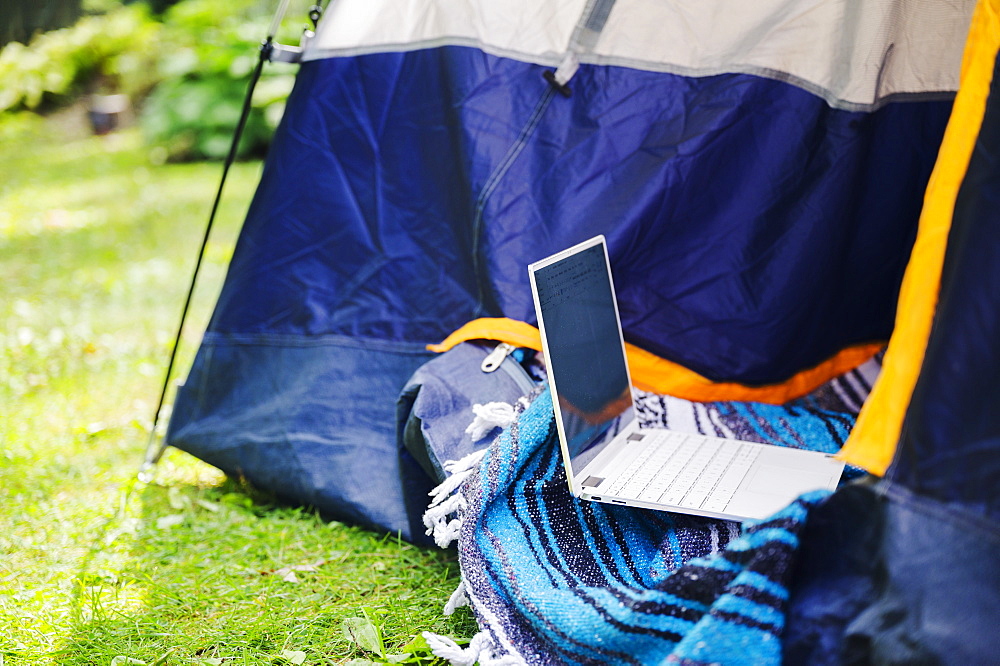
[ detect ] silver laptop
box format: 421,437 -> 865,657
528,235 -> 845,521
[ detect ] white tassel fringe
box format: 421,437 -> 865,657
423,447 -> 488,548
420,399 -> 530,665
465,402 -> 516,442
423,400 -> 517,548
423,630 -> 525,666
443,580 -> 469,615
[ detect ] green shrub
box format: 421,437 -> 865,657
137,0 -> 301,161
0,5 -> 161,112
140,0 -> 306,161
0,0 -> 304,161
140,70 -> 294,161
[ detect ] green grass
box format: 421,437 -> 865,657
0,110 -> 476,664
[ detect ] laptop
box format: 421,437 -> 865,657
528,235 -> 845,521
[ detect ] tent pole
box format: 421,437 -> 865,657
139,0 -> 320,482
138,51 -> 268,483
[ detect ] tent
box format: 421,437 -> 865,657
164,0 -> 978,542
162,0 -> 1000,659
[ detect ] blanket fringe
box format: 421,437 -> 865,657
464,401 -> 517,442
444,580 -> 469,615
423,630 -> 525,666
423,447 -> 487,548
422,401 -> 527,663
423,401 -> 517,549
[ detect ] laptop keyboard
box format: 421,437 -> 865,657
605,430 -> 760,514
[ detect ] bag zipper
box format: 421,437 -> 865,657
481,342 -> 535,394
481,342 -> 516,372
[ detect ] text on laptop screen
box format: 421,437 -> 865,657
534,243 -> 631,459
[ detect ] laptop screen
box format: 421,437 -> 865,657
531,238 -> 633,461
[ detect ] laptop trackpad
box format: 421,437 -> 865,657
745,464 -> 836,496
729,463 -> 840,520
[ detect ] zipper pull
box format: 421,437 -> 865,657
481,342 -> 516,373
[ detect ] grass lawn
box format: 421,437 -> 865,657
0,110 -> 476,664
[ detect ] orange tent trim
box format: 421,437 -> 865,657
429,317 -> 882,405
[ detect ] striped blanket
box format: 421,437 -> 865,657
424,357 -> 877,665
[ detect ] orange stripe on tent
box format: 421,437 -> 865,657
428,317 -> 882,405
837,0 -> 1000,475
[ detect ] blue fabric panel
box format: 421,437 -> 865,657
165,335 -> 435,543
484,70 -> 950,384
208,46 -> 951,385
888,53 -> 1000,523
209,49 -> 500,342
784,482 -> 1000,664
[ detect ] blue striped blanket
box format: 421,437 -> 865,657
424,358 -> 876,665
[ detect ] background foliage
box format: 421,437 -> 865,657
0,0 -> 304,159
141,0 -> 299,160
0,6 -> 160,113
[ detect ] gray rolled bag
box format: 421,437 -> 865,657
396,342 -> 539,488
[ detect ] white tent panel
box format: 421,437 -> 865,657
594,0 -> 974,108
305,0 -> 974,109
307,0 -> 587,63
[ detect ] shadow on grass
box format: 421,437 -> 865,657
56,458 -> 476,665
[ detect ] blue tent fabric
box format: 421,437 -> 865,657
783,482 -> 1000,665
207,49 -> 950,384
888,51 -> 1000,522
783,45 -> 1000,664
168,21 -> 960,537
167,337 -> 436,541
160,3 -> 1000,660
